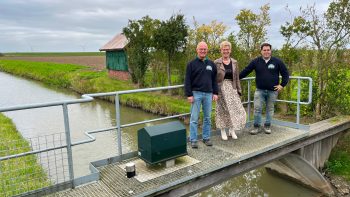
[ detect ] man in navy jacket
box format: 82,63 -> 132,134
240,43 -> 289,134
185,41 -> 218,148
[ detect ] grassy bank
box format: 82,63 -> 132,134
326,130 -> 350,181
0,113 -> 51,196
0,59 -> 190,116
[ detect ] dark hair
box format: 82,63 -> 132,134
260,43 -> 272,50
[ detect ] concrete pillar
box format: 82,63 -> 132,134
295,133 -> 341,170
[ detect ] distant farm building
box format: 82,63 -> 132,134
99,33 -> 129,80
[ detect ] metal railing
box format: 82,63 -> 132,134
0,96 -> 93,196
0,76 -> 312,196
242,76 -> 312,128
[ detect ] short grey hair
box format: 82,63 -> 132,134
220,41 -> 231,50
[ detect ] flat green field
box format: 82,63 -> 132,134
3,52 -> 105,57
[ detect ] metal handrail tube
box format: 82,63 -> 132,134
243,100 -> 310,105
80,84 -> 184,98
71,112 -> 191,147
121,112 -> 191,128
63,103 -> 74,181
241,76 -> 312,126
116,84 -> 184,95
241,76 -> 312,104
0,144 -> 67,161
0,95 -> 93,112
0,77 -> 311,113
71,129 -> 96,146
115,94 -> 122,157
0,128 -> 98,162
71,112 -> 191,146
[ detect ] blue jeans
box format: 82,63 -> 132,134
190,91 -> 212,142
253,89 -> 278,127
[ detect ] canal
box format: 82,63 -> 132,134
0,71 -> 318,196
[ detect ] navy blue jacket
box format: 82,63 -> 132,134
239,56 -> 289,91
185,57 -> 219,97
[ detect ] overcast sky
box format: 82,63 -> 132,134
0,0 -> 331,52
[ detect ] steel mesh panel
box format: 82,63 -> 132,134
0,133 -> 69,197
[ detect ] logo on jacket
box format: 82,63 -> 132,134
206,65 -> 212,71
267,64 -> 275,69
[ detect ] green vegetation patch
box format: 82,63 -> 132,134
0,113 -> 51,196
0,60 -> 85,87
326,131 -> 350,181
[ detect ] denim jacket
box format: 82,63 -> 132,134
214,57 -> 242,95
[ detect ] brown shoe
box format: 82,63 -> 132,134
250,127 -> 260,135
203,139 -> 213,146
191,141 -> 198,149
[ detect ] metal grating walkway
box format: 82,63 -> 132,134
48,125 -> 307,197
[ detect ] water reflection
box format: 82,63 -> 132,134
194,168 -> 319,197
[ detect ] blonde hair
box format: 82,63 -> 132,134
220,41 -> 231,50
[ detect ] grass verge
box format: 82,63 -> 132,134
0,113 -> 51,196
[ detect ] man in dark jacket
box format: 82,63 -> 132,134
185,41 -> 218,148
240,43 -> 289,134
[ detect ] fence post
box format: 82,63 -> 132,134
296,78 -> 301,125
115,94 -> 122,156
247,80 -> 251,123
62,103 -> 75,186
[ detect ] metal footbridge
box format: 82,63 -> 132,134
2,76 -> 348,197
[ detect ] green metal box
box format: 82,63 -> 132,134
137,121 -> 187,165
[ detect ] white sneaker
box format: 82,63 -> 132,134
264,126 -> 271,134
229,129 -> 238,139
220,129 -> 228,140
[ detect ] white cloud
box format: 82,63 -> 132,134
0,0 -> 331,52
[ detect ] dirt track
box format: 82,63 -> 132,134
0,56 -> 106,70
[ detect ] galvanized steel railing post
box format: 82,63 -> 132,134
296,78 -> 301,125
247,80 -> 251,123
308,77 -> 313,104
62,103 -> 75,185
115,93 -> 122,156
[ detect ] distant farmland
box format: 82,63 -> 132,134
3,52 -> 105,57
0,52 -> 106,70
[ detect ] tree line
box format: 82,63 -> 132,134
123,0 -> 350,120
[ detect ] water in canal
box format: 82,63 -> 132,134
0,72 -> 319,196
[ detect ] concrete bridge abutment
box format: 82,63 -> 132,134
266,130 -> 349,196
